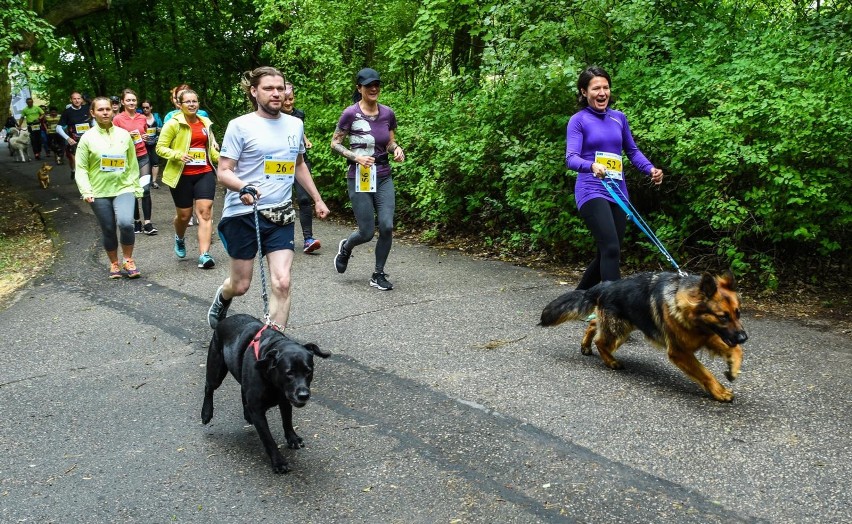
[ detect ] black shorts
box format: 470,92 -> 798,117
145,142 -> 159,167
218,212 -> 295,259
169,171 -> 216,209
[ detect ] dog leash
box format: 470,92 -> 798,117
241,185 -> 286,332
600,178 -> 687,277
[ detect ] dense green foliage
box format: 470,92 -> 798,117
11,0 -> 852,288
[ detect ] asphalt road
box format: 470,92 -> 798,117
1,153 -> 850,523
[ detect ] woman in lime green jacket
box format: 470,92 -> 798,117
75,97 -> 143,279
155,89 -> 220,269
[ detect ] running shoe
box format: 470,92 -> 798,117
207,285 -> 232,329
134,221 -> 142,234
198,252 -> 215,269
123,258 -> 141,278
303,237 -> 321,254
334,239 -> 351,274
174,235 -> 186,258
370,271 -> 393,291
188,216 -> 195,227
151,181 -> 160,189
109,261 -> 122,279
143,222 -> 158,235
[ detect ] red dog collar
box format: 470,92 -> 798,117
249,324 -> 271,360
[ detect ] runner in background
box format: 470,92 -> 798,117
113,89 -> 158,236
44,107 -> 64,164
18,98 -> 45,160
281,82 -> 321,253
56,91 -> 92,176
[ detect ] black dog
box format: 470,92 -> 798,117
201,314 -> 331,473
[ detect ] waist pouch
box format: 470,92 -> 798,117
259,200 -> 295,226
347,152 -> 389,166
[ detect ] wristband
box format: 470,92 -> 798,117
239,185 -> 258,197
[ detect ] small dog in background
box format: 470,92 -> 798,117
37,163 -> 52,189
9,129 -> 31,162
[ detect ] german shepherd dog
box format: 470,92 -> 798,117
540,272 -> 747,402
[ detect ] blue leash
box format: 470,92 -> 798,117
600,178 -> 687,276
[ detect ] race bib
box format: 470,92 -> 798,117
129,129 -> 143,145
75,123 -> 90,135
146,127 -> 157,136
30,124 -> 40,132
595,151 -> 623,180
48,123 -> 58,133
187,147 -> 207,166
100,154 -> 126,173
356,164 -> 377,193
263,156 -> 295,177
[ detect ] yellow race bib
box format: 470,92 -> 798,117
129,129 -> 143,145
187,147 -> 208,166
100,154 -> 126,173
263,156 -> 295,177
356,164 -> 377,193
595,151 -> 623,180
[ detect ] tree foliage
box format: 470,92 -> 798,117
14,0 -> 852,288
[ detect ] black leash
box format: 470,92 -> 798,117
240,185 -> 284,331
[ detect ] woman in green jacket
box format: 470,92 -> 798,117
75,97 -> 143,279
156,89 -> 220,269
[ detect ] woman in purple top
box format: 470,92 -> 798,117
565,65 -> 664,290
331,68 -> 406,291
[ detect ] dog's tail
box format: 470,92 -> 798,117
539,288 -> 597,327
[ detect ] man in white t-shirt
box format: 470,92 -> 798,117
207,66 -> 329,331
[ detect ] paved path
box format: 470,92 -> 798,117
1,154 -> 850,523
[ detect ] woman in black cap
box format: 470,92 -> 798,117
331,67 -> 405,291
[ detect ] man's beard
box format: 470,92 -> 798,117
257,100 -> 280,117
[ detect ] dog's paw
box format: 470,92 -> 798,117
271,458 -> 291,474
603,359 -> 623,370
580,345 -> 593,356
711,387 -> 735,403
724,369 -> 739,382
285,433 -> 305,449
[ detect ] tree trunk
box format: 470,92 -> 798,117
1,57 -> 11,121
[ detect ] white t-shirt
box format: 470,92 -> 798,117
219,112 -> 305,218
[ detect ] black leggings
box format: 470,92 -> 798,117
576,198 -> 627,290
294,181 -> 313,239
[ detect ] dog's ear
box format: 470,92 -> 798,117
304,343 -> 331,359
717,270 -> 737,292
699,272 -> 718,298
255,350 -> 279,371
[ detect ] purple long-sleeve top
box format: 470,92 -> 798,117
565,106 -> 654,210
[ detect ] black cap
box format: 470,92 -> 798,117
356,68 -> 381,86
110,96 -> 120,103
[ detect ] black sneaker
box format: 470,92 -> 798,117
134,221 -> 142,234
370,271 -> 393,291
334,239 -> 351,274
207,285 -> 232,329
143,222 -> 158,235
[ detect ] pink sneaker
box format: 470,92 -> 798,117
122,258 -> 141,278
109,261 -> 122,279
